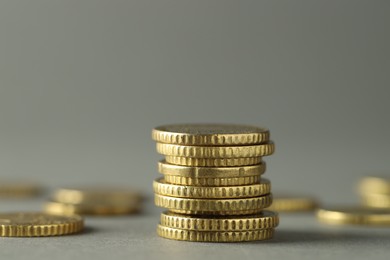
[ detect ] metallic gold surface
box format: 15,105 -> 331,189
0,181 -> 42,198
165,156 -> 262,167
157,225 -> 274,242
361,193 -> 390,209
154,194 -> 272,214
358,176 -> 390,195
316,207 -> 390,226
163,175 -> 261,187
153,178 -> 271,198
44,201 -> 140,216
152,124 -> 270,146
157,142 -> 275,158
160,211 -> 278,231
52,187 -> 142,204
267,196 -> 318,212
0,212 -> 83,237
158,160 -> 265,178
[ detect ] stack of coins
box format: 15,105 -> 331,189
359,176 -> 390,209
44,187 -> 142,216
152,124 -> 278,242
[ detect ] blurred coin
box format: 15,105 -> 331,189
0,212 -> 83,237
44,200 -> 140,216
52,186 -> 142,204
361,193 -> 390,209
0,180 -> 42,198
267,196 -> 318,212
316,207 -> 390,226
358,176 -> 390,195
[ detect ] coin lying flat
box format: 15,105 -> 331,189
154,178 -> 271,198
152,124 -> 270,146
154,194 -> 272,215
163,174 -> 261,187
158,160 -> 265,178
0,181 -> 42,198
44,200 -> 140,216
359,176 -> 390,195
157,142 -> 275,158
157,225 -> 274,242
267,196 -> 318,212
52,187 -> 142,204
0,212 -> 83,237
316,207 -> 390,226
160,211 -> 279,231
165,156 -> 263,167
361,193 -> 390,209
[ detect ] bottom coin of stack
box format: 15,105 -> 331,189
157,211 -> 278,242
44,187 -> 142,216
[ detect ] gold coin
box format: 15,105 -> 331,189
52,186 -> 142,204
152,124 -> 270,146
316,207 -> 390,226
157,225 -> 274,242
267,196 -> 318,212
163,174 -> 261,187
359,176 -> 390,195
361,193 -> 390,208
154,194 -> 272,215
165,156 -> 263,167
44,201 -> 140,216
0,181 -> 42,198
157,142 -> 275,158
0,212 -> 83,237
154,178 -> 271,198
158,160 -> 266,178
160,210 -> 279,231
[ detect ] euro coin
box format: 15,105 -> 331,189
316,207 -> 390,226
0,212 -> 83,237
152,124 -> 270,146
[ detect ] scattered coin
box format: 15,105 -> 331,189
267,196 -> 318,212
316,207 -> 390,226
0,212 -> 83,237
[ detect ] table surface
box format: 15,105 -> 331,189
1,198 -> 389,260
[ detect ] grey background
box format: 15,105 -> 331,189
0,1 -> 389,259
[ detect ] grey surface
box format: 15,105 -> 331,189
0,0 -> 389,259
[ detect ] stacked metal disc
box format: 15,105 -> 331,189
152,124 -> 279,242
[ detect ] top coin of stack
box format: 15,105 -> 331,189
152,123 -> 278,242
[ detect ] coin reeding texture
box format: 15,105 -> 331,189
164,156 -> 263,167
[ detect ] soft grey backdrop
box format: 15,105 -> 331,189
0,1 -> 389,259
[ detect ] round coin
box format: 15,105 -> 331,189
316,207 -> 390,226
0,180 -> 42,198
158,160 -> 266,178
157,142 -> 275,158
157,225 -> 275,242
361,193 -> 390,209
153,177 -> 271,198
267,196 -> 318,212
44,201 -> 140,216
154,194 -> 272,215
152,124 -> 270,146
52,186 -> 142,204
160,210 -> 279,231
165,156 -> 263,167
0,212 -> 83,237
163,174 -> 261,187
359,176 -> 390,195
